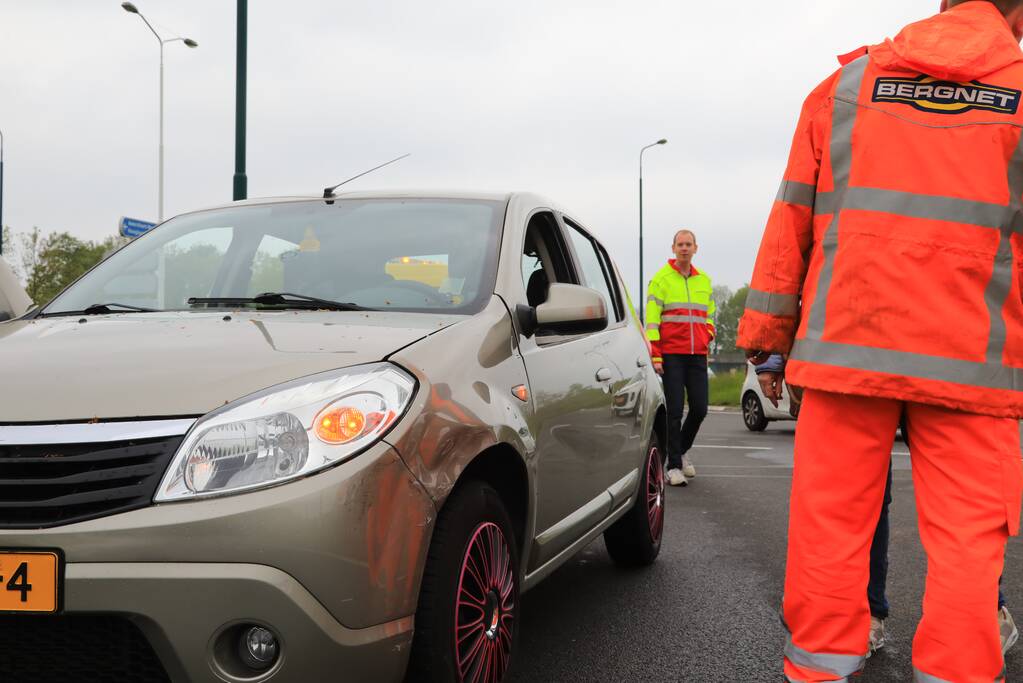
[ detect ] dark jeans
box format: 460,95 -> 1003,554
867,462 -> 894,619
662,354 -> 709,470
868,446 -> 1007,618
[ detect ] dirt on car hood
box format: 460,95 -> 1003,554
0,310 -> 461,422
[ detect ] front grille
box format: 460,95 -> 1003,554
0,436 -> 183,528
0,614 -> 171,682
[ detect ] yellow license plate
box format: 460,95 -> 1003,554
0,551 -> 61,613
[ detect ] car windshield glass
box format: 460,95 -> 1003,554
43,198 -> 506,315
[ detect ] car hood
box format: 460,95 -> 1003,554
0,310 -> 462,422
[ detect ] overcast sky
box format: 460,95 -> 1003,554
1,0 -> 936,296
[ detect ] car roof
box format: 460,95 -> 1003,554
164,189 -> 586,245
177,190 -> 522,216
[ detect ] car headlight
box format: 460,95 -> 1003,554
155,363 -> 416,501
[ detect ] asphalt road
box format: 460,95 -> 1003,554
508,410 -> 1023,682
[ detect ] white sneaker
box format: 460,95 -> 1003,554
682,458 -> 696,478
867,616 -> 886,657
666,468 -> 688,487
1000,605 -> 1019,655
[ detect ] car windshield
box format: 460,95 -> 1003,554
43,198 -> 506,315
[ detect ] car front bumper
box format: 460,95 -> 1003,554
0,442 -> 435,682
64,561 -> 412,682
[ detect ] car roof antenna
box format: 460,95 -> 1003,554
322,153 -> 411,199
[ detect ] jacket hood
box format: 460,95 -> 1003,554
870,2 -> 1023,82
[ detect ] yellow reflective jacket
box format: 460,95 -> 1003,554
646,261 -> 716,361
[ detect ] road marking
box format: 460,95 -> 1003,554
679,474 -> 915,481
696,465 -> 792,469
692,446 -> 910,455
684,474 -> 793,479
696,457 -> 907,468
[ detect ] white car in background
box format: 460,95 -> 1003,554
740,361 -> 795,431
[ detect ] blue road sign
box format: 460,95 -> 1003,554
119,216 -> 157,238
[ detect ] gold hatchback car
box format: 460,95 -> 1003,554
0,191 -> 666,683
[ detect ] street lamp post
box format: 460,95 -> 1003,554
639,138 -> 667,323
121,2 -> 198,221
234,0 -> 247,201
0,128 -> 5,256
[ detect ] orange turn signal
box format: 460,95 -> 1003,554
315,406 -> 366,444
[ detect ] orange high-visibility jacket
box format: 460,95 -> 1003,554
737,2 -> 1023,418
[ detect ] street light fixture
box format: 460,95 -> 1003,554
121,2 -> 198,221
639,138 -> 668,323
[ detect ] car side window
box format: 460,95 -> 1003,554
595,241 -> 627,323
563,218 -> 624,323
521,212 -> 575,309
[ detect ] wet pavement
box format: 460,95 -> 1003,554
510,411 -> 1023,682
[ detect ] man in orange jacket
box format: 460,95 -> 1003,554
739,1 -> 1023,680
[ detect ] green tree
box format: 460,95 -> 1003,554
1,227 -> 129,306
247,250 -> 285,296
712,285 -> 749,354
163,243 -> 228,308
2,226 -> 43,288
26,232 -> 111,305
1,225 -> 13,277
710,285 -> 733,354
20,228 -> 43,290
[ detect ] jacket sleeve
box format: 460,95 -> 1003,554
706,280 -> 716,339
646,277 -> 664,363
754,353 -> 786,375
737,72 -> 837,354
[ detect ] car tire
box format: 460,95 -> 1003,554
408,480 -> 520,683
603,432 -> 665,567
742,391 -> 769,432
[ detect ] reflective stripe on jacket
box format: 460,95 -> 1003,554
737,2 -> 1023,418
646,261 -> 716,361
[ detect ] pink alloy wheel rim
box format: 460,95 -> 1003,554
455,521 -> 515,682
647,445 -> 665,542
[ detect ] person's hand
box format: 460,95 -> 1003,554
653,362 -> 663,375
758,371 -> 784,408
746,349 -> 772,365
788,384 -> 803,418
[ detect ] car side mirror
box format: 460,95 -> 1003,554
532,283 -> 607,336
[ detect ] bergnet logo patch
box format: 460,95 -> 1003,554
872,75 -> 1021,115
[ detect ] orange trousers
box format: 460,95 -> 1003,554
783,390 -> 1022,683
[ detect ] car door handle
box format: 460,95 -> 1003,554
596,368 -> 612,382
636,357 -> 648,368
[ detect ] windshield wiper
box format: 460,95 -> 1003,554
187,292 -> 371,312
41,302 -> 159,317
82,303 -> 158,314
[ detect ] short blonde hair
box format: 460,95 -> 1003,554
673,229 -> 697,245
